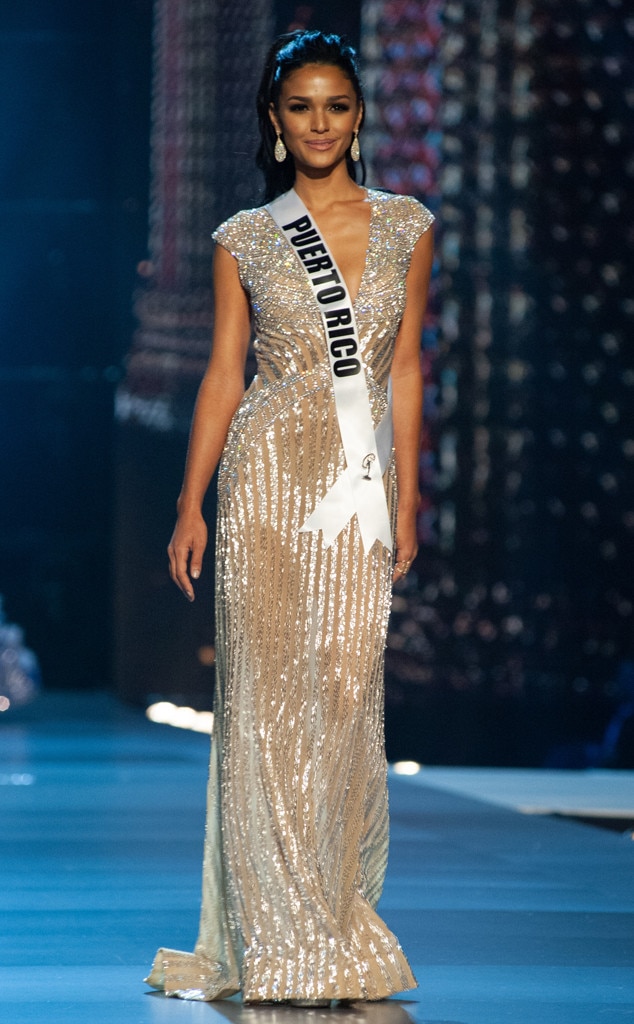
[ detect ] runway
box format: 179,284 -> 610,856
1,692 -> 633,1024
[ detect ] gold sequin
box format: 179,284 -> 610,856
145,190 -> 434,1003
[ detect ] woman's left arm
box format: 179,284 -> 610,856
390,225 -> 434,582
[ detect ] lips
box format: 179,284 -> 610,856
305,140 -> 337,150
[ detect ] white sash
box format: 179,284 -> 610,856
267,189 -> 393,552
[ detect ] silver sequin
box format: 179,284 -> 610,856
146,190 -> 434,1003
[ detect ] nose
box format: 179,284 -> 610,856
311,108 -> 329,133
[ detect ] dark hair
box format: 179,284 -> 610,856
256,30 -> 366,202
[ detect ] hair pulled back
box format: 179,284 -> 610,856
256,30 -> 366,202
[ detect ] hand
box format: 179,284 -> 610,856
167,508 -> 208,601
392,503 -> 419,584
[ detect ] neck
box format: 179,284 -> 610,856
292,162 -> 363,209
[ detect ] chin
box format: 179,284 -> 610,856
296,150 -> 346,170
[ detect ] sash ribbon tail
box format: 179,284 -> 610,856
300,382 -> 394,551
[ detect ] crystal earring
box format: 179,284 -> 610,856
274,132 -> 287,163
350,130 -> 361,163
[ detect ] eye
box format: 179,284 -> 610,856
289,103 -> 308,112
331,103 -> 350,112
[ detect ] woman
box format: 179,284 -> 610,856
146,30 -> 434,1007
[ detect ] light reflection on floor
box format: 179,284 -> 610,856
1,692 -> 632,1024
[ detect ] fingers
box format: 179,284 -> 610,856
167,520 -> 208,602
189,534 -> 205,584
392,545 -> 418,583
168,540 -> 195,601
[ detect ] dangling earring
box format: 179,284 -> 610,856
350,130 -> 361,163
274,132 -> 287,163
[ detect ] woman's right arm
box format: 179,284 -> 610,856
168,243 -> 251,600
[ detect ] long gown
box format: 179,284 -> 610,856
146,188 -> 434,1003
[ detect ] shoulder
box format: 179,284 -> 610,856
368,189 -> 435,240
212,205 -> 272,259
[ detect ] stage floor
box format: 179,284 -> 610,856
1,693 -> 633,1024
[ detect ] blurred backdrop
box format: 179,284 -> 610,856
1,0 -> 632,767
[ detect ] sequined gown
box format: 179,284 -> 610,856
146,189 -> 434,1003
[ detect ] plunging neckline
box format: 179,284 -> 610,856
276,188 -> 374,310
307,189 -> 373,308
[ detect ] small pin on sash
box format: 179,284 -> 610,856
362,453 -> 376,480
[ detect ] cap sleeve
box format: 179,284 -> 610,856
397,195 -> 435,248
211,211 -> 251,262
372,191 -> 435,270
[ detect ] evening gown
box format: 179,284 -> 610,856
146,189 -> 434,1002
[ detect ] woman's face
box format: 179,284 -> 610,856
269,63 -> 362,173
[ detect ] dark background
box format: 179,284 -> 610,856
0,0 -> 153,690
0,1 -> 359,695
1,1 -> 632,767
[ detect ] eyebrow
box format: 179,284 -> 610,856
285,94 -> 353,102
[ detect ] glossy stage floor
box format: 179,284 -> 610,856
1,693 -> 633,1024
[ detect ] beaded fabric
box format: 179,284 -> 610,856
145,189 -> 434,1003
